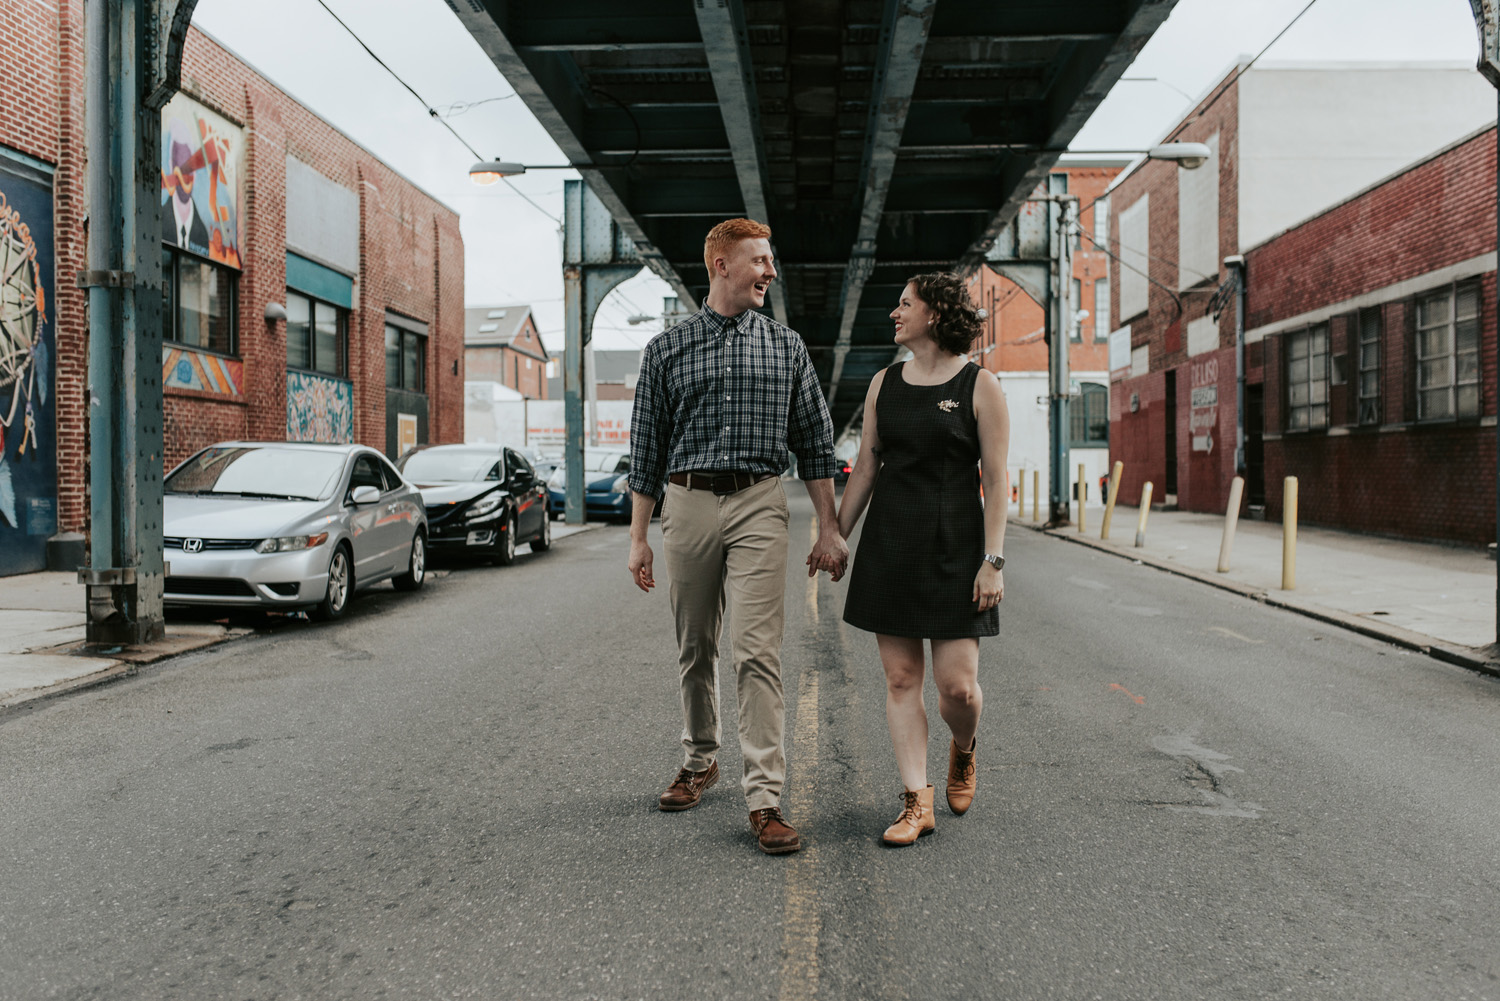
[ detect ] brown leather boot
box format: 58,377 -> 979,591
947,738 -> 976,815
882,784 -> 935,846
658,761 -> 719,811
749,807 -> 801,854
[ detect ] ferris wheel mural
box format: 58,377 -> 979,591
0,161 -> 57,576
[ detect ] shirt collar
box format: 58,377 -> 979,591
702,303 -> 748,336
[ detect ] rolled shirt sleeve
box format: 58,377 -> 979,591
786,338 -> 837,480
628,344 -> 672,499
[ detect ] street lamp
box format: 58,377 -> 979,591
1059,142 -> 1213,169
468,160 -> 576,184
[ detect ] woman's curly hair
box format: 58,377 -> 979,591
906,272 -> 983,355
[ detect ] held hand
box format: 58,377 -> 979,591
628,539 -> 656,594
806,531 -> 850,582
973,563 -> 1003,611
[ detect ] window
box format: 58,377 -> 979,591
163,245 -> 237,355
386,322 -> 426,392
348,454 -> 386,496
1416,284 -> 1480,421
1094,278 -> 1111,343
1357,308 -> 1380,425
1093,195 -> 1110,249
1286,323 -> 1329,430
1070,382 -> 1109,446
286,291 -> 346,377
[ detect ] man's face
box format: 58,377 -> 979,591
714,237 -> 777,312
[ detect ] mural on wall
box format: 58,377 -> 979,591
287,371 -> 353,444
163,346 -> 243,396
0,159 -> 57,575
160,92 -> 243,268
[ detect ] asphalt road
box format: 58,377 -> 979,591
2,489 -> 1498,1001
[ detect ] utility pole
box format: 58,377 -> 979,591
1469,0 -> 1500,646
1047,189 -> 1078,525
79,0 -> 198,644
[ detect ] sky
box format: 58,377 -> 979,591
189,0 -> 1485,354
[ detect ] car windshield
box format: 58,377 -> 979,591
548,452 -> 628,483
165,446 -> 342,500
399,449 -> 500,482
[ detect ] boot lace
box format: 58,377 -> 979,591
895,790 -> 922,823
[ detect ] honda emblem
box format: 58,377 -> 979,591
182,538 -> 204,553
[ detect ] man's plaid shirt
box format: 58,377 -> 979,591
628,304 -> 837,499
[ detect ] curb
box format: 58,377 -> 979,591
1021,521 -> 1500,680
0,627 -> 252,714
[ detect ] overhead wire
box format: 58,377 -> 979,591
312,0 -> 562,225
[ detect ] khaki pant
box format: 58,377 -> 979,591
661,475 -> 790,812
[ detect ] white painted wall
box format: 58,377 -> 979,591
1118,194 -> 1150,320
1238,63 -> 1497,252
997,372 -> 1113,517
463,386 -> 634,452
1178,132 -> 1219,289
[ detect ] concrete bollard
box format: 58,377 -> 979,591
1134,481 -> 1153,547
1282,476 -> 1298,590
1032,469 -> 1039,522
1216,476 -> 1245,573
1100,461 -> 1124,540
1076,463 -> 1087,533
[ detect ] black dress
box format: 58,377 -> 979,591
842,361 -> 998,639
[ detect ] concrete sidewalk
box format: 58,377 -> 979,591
0,520 -> 601,711
1014,499 -> 1499,675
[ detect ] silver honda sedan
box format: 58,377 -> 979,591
162,442 -> 428,620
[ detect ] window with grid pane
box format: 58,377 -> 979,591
1285,323 -> 1328,430
1357,308 -> 1379,425
1417,284 -> 1481,421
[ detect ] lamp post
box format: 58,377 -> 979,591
1468,0 -> 1500,647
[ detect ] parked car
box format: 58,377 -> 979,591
397,443 -> 551,565
162,442 -> 428,621
834,460 -> 853,484
546,448 -> 634,522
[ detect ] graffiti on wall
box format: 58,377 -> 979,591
160,92 -> 243,268
0,160 -> 57,574
163,345 -> 243,396
287,371 -> 353,444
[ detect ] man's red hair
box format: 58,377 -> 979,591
703,218 -> 772,275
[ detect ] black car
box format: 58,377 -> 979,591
397,444 -> 551,565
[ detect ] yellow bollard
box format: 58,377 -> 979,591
1282,475 -> 1298,590
1217,476 -> 1245,573
1100,461 -> 1124,540
1076,463 -> 1087,533
1032,469 -> 1039,522
1134,481 -> 1153,547
1017,467 -> 1025,516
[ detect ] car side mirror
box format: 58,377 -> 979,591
349,485 -> 380,506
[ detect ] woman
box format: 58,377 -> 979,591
838,272 -> 1010,847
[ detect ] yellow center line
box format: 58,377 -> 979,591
779,669 -> 819,1001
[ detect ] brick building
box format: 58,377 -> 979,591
1105,62 -> 1494,520
967,161 -> 1127,505
465,304 -> 549,399
1246,124 -> 1496,545
0,12 -> 464,575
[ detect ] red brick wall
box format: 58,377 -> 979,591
1248,128 -> 1496,545
1108,76 -> 1241,514
23,22 -> 466,499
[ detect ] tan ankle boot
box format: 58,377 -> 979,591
882,784 -> 935,846
947,738 -> 976,815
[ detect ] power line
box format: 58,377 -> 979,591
312,0 -> 562,226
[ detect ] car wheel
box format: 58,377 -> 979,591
393,531 -> 426,591
309,544 -> 353,622
492,512 -> 517,566
530,508 -> 552,552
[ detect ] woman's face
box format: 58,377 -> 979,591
890,283 -> 937,347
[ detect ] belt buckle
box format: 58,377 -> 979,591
710,473 -> 737,495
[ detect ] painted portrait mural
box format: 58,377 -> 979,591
0,157 -> 57,576
160,92 -> 242,268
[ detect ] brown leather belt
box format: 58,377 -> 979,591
669,471 -> 774,495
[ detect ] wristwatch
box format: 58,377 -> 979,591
983,553 -> 1005,570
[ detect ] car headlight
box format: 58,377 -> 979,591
465,494 -> 502,520
611,474 -> 630,494
255,532 -> 328,554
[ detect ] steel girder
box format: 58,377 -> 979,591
450,0 -> 1180,432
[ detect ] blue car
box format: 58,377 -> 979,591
547,449 -> 633,523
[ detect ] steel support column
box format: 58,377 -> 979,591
80,0 -> 196,644
562,180 -> 640,524
1471,0 -> 1500,646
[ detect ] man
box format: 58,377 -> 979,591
627,218 -> 848,855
